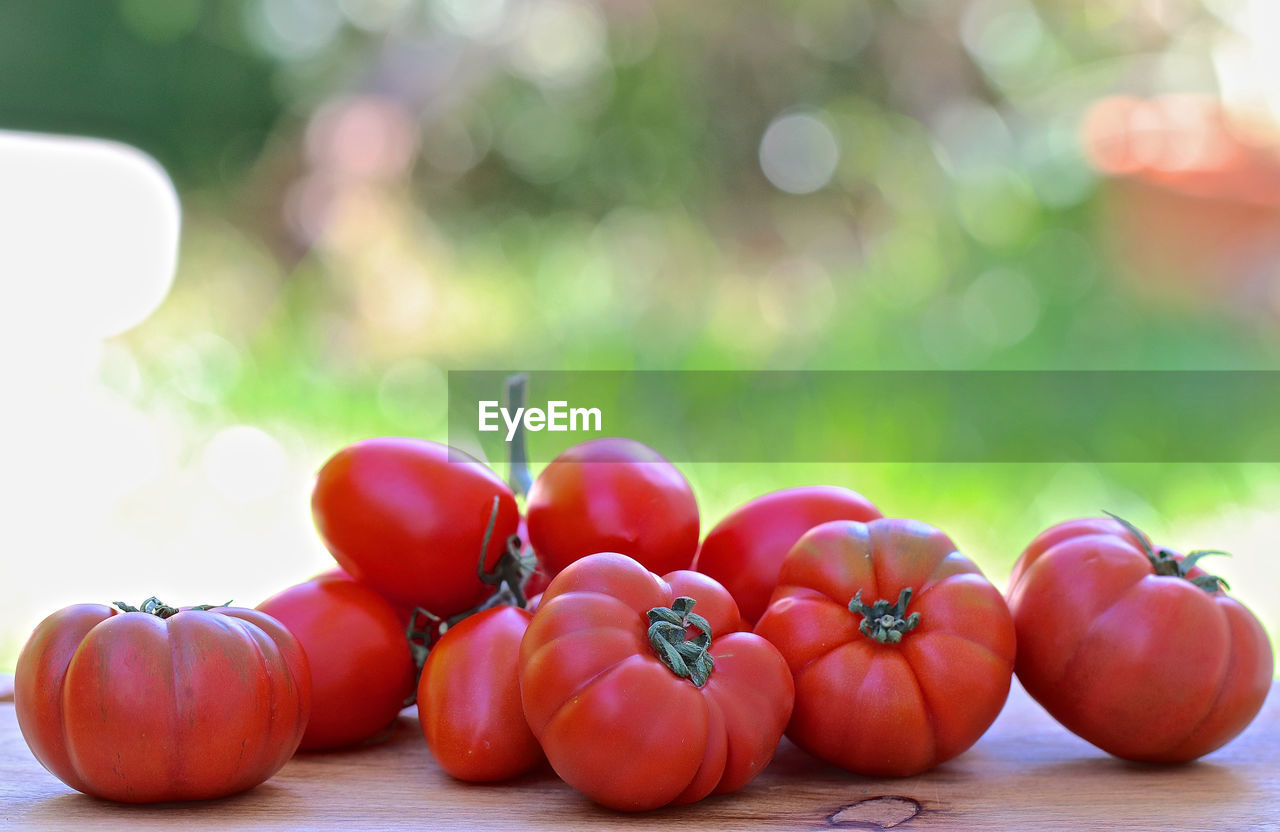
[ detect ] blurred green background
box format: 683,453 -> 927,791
2,0 -> 1279,671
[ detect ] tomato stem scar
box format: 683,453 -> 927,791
647,596 -> 715,687
849,587 -> 921,644
1103,512 -> 1230,594
112,597 -> 229,618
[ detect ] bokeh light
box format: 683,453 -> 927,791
760,112 -> 841,194
0,132 -> 180,341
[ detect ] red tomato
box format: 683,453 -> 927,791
526,438 -> 699,577
419,606 -> 542,782
14,599 -> 310,803
1008,516 -> 1274,762
312,564 -> 422,637
522,568 -> 552,601
519,553 -> 793,811
258,572 -> 416,750
312,438 -> 519,616
1006,516 -> 1146,591
694,486 -> 883,624
755,518 -> 1015,777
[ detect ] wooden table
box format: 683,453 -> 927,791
1,674 -> 1276,831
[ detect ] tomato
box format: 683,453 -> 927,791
14,599 -> 310,803
519,553 -> 793,811
694,486 -> 883,625
1008,516 -> 1274,762
526,438 -> 699,577
312,438 -> 519,616
522,568 -> 552,601
258,571 -> 416,750
1006,516 -> 1146,591
755,518 -> 1015,777
419,606 -> 542,782
312,565 -> 418,633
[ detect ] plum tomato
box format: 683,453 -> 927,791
311,438 -> 519,617
258,571 -> 416,750
694,486 -> 882,624
526,438 -> 699,578
419,606 -> 543,782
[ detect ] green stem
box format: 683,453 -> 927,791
849,587 -> 921,644
647,597 -> 714,687
401,496 -> 534,706
112,597 -> 230,618
504,373 -> 533,498
1104,512 -> 1230,593
475,495 -> 530,609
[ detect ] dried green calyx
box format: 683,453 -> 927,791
1105,512 -> 1230,594
850,587 -> 921,644
647,596 -> 714,687
113,597 -> 230,619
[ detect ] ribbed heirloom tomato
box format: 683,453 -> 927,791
1008,516 -> 1274,762
518,553 -> 793,811
694,486 -> 883,624
526,438 -> 699,577
15,599 -> 310,803
258,569 -> 416,750
755,518 -> 1016,777
311,438 -> 519,617
419,606 -> 543,782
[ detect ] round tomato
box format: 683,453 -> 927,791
258,571 -> 416,750
312,565 -> 418,633
419,606 -> 542,782
15,599 -> 310,803
755,518 -> 1015,777
1008,515 -> 1274,762
311,438 -> 519,616
526,438 -> 699,577
519,553 -> 793,811
694,486 -> 883,624
1007,515 -> 1145,590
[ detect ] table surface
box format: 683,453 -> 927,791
1,674 -> 1276,832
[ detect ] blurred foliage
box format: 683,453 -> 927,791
0,0 -> 280,184
7,0 -> 1280,548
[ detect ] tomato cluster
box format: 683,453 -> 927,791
13,434 -> 1273,810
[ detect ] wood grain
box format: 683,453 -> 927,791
1,677 -> 1276,832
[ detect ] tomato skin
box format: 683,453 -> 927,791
312,565 -> 419,633
522,568 -> 552,601
419,606 -> 542,782
694,486 -> 883,625
1008,519 -> 1274,762
754,518 -> 1015,777
1006,516 -> 1145,592
526,439 -> 699,577
519,553 -> 793,812
311,438 -> 519,616
14,604 -> 310,803
258,572 -> 416,750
